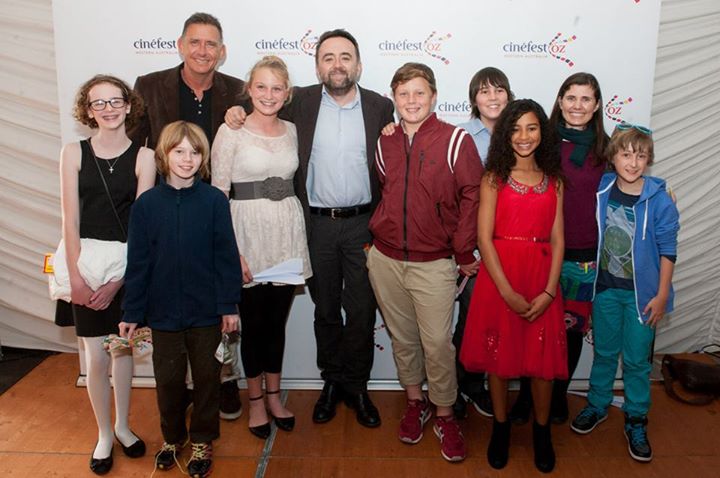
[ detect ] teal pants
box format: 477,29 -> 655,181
588,288 -> 655,418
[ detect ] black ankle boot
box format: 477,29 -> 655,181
487,419 -> 511,469
533,421 -> 556,473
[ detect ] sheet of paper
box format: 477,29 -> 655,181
252,258 -> 305,285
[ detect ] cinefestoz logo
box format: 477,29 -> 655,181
254,29 -> 318,57
378,31 -> 452,65
133,37 -> 177,55
502,32 -> 576,67
604,95 -> 633,124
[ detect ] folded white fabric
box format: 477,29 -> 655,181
49,238 -> 127,302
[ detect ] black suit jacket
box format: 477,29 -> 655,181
283,84 -> 395,229
129,64 -> 246,150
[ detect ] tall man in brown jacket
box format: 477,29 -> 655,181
129,12 -> 246,421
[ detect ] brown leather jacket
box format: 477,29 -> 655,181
129,64 -> 246,150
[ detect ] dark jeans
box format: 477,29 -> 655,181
453,275 -> 486,397
239,283 -> 296,377
307,212 -> 376,394
152,325 -> 221,444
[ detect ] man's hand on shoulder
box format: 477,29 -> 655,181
225,106 -> 247,130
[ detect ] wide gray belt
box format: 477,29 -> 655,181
229,177 -> 294,201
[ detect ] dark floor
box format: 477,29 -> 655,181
0,346 -> 55,395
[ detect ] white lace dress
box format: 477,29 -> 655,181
211,121 -> 312,287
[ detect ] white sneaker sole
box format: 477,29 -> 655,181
219,408 -> 242,420
570,412 -> 607,435
398,408 -> 432,444
625,432 -> 653,462
433,423 -> 466,462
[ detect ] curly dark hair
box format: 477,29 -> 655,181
72,74 -> 144,130
485,99 -> 560,183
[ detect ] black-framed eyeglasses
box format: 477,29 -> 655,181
616,122 -> 653,135
88,97 -> 127,111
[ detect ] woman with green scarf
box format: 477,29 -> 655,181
509,72 -> 609,426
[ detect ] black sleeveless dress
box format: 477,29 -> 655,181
56,139 -> 140,337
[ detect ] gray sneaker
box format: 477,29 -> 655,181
624,415 -> 652,462
570,405 -> 608,434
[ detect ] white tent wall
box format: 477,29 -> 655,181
1,0 -> 718,358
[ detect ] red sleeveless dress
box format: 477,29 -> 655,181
460,176 -> 568,380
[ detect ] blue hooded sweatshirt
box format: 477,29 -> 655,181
594,172 -> 680,323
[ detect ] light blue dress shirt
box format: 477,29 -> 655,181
458,117 -> 491,164
307,85 -> 369,208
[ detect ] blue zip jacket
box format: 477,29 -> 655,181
122,178 -> 242,331
594,172 -> 680,323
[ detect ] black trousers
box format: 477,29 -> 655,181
452,275 -> 486,396
307,212 -> 376,394
152,325 -> 221,444
239,283 -> 296,378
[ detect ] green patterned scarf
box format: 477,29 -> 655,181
557,122 -> 596,167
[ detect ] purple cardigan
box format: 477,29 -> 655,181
561,140 -> 606,252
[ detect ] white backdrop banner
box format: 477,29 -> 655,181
52,0 -> 661,384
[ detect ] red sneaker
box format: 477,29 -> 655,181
398,398 -> 432,444
434,415 -> 466,462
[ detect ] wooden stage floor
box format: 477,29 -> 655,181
0,353 -> 718,477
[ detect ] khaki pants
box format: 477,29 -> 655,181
367,246 -> 458,407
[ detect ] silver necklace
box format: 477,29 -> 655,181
106,156 -> 120,174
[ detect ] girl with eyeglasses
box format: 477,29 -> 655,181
58,74 -> 156,474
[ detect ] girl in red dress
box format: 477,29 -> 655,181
460,99 -> 567,473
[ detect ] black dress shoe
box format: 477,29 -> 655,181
115,432 -> 146,458
345,391 -> 381,428
312,382 -> 343,423
89,443 -> 113,475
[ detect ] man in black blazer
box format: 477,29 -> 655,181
128,12 -> 245,423
284,30 -> 394,428
225,29 -> 394,427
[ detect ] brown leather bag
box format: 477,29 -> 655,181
661,349 -> 720,405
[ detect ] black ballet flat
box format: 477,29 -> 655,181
266,390 -> 295,431
271,414 -> 295,432
248,395 -> 271,440
115,432 -> 146,458
89,443 -> 113,475
249,422 -> 272,439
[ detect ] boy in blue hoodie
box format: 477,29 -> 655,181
570,124 -> 679,463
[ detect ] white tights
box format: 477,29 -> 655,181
82,336 -> 139,459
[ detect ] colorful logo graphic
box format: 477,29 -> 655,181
502,32 -> 577,67
378,31 -> 453,65
547,32 -> 577,67
604,95 -> 634,124
254,29 -> 318,57
133,37 -> 177,55
374,323 -> 387,352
